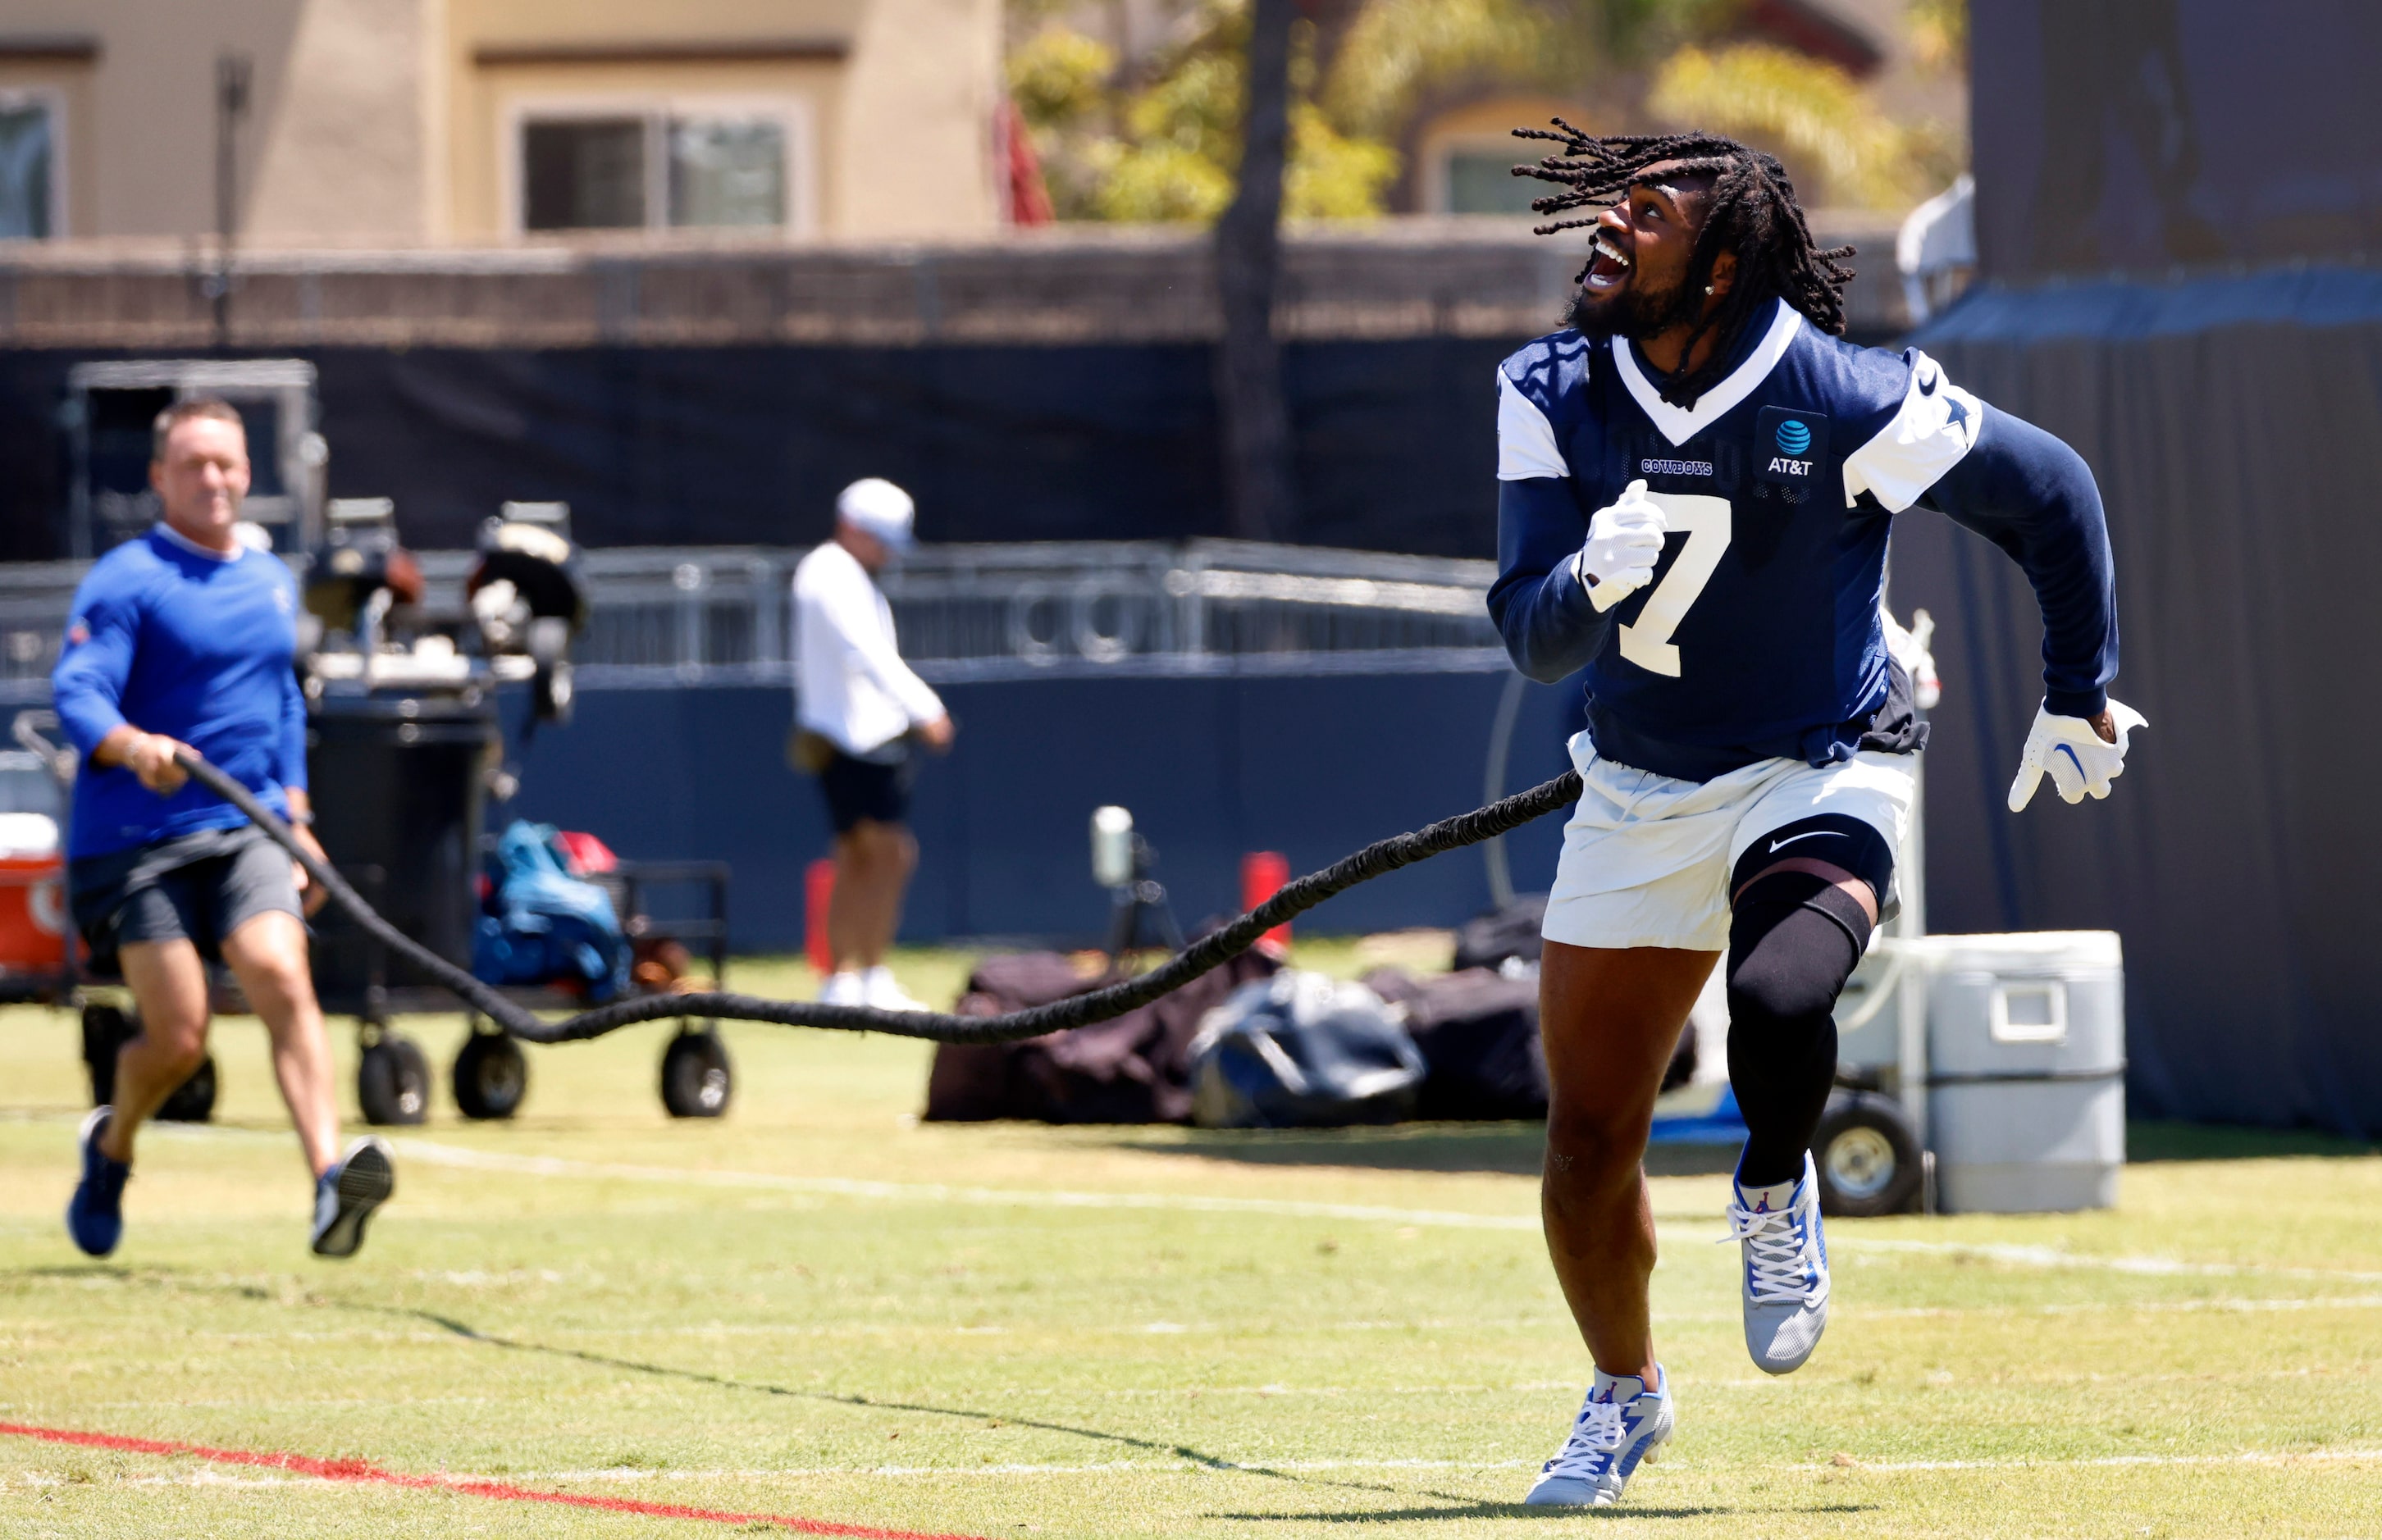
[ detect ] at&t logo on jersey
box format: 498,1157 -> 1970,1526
1757,406 -> 1829,487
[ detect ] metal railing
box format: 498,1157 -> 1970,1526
0,563 -> 83,704
405,542 -> 1508,686
2,540 -> 1508,703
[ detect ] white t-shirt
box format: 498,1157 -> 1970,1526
791,539 -> 944,759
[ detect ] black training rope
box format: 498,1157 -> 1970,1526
178,753 -> 1579,1047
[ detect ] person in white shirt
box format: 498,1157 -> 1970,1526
791,479 -> 954,1011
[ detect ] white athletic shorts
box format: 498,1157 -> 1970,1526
1541,734 -> 1916,952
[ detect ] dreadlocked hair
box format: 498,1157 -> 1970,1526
1511,121 -> 1856,408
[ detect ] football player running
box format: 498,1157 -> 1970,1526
1486,125 -> 2144,1507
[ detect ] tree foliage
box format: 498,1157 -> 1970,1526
1650,43 -> 1955,210
1008,0 -> 1965,224
1011,1 -> 1399,222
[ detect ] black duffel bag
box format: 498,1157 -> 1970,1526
923,945 -> 1278,1124
1364,963 -> 1694,1123
1385,966 -> 1549,1121
1451,896 -> 1549,973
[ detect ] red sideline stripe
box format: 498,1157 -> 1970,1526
0,1422 -> 987,1539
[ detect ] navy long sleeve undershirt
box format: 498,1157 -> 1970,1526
1488,476 -> 1611,686
1914,404 -> 2117,720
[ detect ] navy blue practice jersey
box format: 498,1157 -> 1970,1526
1488,297 -> 2117,781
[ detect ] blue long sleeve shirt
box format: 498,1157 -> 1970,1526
51,526 -> 308,860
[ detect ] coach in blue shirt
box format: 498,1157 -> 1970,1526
52,398 -> 392,1261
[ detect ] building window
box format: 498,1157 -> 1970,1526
0,94 -> 57,239
524,118 -> 646,230
669,117 -> 785,228
518,107 -> 793,233
1440,148 -> 1542,216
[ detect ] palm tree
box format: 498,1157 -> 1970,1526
1214,0 -> 1298,543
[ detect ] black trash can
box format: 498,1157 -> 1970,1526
307,688 -> 498,1014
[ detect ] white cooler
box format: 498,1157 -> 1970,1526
1923,931 -> 2125,1214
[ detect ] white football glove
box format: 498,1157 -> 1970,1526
1574,478 -> 1668,612
2007,699 -> 2148,810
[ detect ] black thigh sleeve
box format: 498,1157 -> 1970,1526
1721,818 -> 1895,1188
1730,814 -> 1895,950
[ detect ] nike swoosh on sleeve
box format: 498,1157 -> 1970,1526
1767,830 -> 1845,854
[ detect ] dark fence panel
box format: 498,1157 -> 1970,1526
0,337 -> 1513,562
501,670 -> 1583,955
1901,268 -> 2382,1137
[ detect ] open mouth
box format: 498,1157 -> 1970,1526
1583,230 -> 1632,292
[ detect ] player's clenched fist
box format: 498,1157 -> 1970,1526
1574,478 -> 1668,613
2007,699 -> 2147,809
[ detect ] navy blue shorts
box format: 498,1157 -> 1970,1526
816,749 -> 914,833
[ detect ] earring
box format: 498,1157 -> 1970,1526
1704,285 -> 1715,294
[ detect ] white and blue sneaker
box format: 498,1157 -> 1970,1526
1724,1150 -> 1830,1374
1523,1366 -> 1673,1507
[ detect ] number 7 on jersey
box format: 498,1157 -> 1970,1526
1617,491 -> 1732,677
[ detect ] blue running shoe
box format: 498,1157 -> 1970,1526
65,1106 -> 130,1257
1524,1367 -> 1673,1506
1724,1150 -> 1831,1374
310,1136 -> 395,1258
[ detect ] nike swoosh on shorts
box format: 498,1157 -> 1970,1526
1768,830 -> 1845,854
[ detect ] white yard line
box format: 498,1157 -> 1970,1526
389,1137 -> 1546,1232
16,1114 -> 2378,1289
1848,1446 -> 2382,1474
395,1137 -> 2382,1286
1843,1237 -> 2382,1284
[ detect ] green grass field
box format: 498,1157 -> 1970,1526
4,948 -> 2379,1538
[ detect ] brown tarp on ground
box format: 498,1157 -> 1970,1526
1896,267 -> 2382,1137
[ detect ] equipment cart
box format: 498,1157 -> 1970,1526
325,845 -> 736,1127
301,503 -> 738,1127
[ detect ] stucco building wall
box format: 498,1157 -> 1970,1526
0,0 -> 1000,245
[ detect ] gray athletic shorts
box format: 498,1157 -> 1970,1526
68,824 -> 303,973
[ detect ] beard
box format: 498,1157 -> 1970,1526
1564,267 -> 1697,340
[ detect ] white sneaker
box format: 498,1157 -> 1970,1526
1524,1367 -> 1673,1506
862,965 -> 930,1014
818,970 -> 867,1006
1724,1150 -> 1831,1374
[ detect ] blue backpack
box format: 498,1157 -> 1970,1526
472,821 -> 630,1000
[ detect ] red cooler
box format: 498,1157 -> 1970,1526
0,813 -> 66,978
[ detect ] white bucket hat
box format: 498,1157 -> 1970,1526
835,477 -> 915,552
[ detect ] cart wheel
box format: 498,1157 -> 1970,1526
1811,1089 -> 1923,1217
659,1027 -> 732,1119
358,1035 -> 431,1126
80,1002 -> 134,1106
452,1032 -> 528,1121
83,1002 -> 216,1121
155,1055 -> 219,1123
